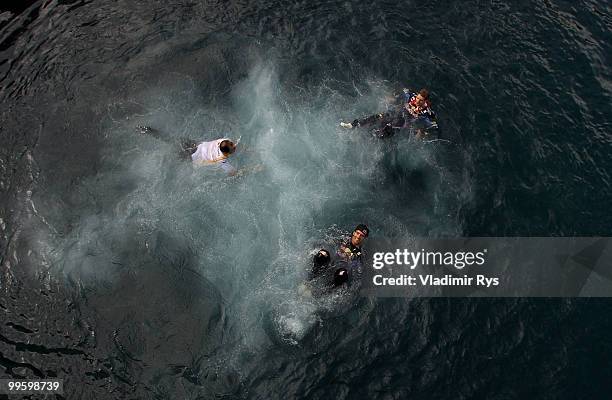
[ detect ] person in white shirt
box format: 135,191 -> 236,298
188,138 -> 237,175
137,126 -> 238,175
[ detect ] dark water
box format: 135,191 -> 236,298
1,0 -> 612,399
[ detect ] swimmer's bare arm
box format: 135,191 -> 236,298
220,160 -> 237,176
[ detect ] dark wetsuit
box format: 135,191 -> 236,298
308,250 -> 348,295
352,112 -> 406,138
337,239 -> 363,264
309,240 -> 361,285
350,90 -> 437,137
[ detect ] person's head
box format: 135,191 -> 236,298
313,249 -> 331,268
333,268 -> 349,287
351,224 -> 369,246
415,89 -> 429,107
219,140 -> 236,155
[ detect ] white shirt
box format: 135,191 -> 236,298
191,138 -> 236,174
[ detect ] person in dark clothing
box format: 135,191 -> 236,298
300,224 -> 369,298
403,88 -> 438,138
337,224 -> 369,263
340,88 -> 437,138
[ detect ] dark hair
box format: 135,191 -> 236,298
219,140 -> 235,155
333,268 -> 349,286
354,224 -> 369,237
418,89 -> 429,100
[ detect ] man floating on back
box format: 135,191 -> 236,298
340,88 -> 438,138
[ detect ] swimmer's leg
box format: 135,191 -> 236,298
136,126 -> 197,159
136,125 -> 164,140
373,123 -> 395,138
179,139 -> 198,160
354,113 -> 385,128
340,113 -> 385,129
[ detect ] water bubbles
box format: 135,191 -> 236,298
273,298 -> 321,345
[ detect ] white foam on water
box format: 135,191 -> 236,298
32,57 -> 464,380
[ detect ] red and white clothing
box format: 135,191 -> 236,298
406,96 -> 432,118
